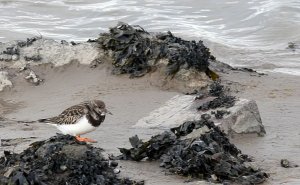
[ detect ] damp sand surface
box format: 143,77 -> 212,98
222,71 -> 300,185
0,64 -> 300,184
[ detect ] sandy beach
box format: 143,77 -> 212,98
0,61 -> 299,184
222,71 -> 300,185
1,0 -> 300,184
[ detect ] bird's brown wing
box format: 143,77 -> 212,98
46,104 -> 88,125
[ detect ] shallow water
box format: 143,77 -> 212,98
1,0 -> 300,75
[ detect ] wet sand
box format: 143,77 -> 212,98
222,71 -> 300,185
0,63 -> 299,184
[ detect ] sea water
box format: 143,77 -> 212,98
1,0 -> 300,75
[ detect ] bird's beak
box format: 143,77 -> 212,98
105,109 -> 113,115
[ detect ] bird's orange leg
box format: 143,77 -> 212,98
75,135 -> 97,143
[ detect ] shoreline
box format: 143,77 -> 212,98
0,32 -> 299,184
0,62 -> 299,184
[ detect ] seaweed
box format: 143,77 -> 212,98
198,95 -> 236,111
87,39 -> 97,43
2,46 -> 19,55
211,110 -> 231,119
70,41 -> 78,46
98,22 -> 214,78
0,134 -> 143,185
118,115 -> 268,184
24,55 -> 42,62
17,37 -> 40,47
198,81 -> 236,111
209,81 -> 225,97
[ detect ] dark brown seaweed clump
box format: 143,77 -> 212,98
2,46 -> 19,55
198,95 -> 236,111
98,22 -> 214,77
118,115 -> 268,184
209,80 -> 226,97
0,134 -> 144,185
198,81 -> 236,111
211,110 -> 231,119
24,55 -> 42,62
17,36 -> 41,48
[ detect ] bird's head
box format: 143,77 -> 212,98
90,100 -> 112,116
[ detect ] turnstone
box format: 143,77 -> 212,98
39,100 -> 111,143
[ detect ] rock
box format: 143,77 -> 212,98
11,54 -> 19,61
172,68 -> 210,91
221,99 -> 265,135
110,161 -> 118,168
0,54 -> 12,61
134,95 -> 198,129
281,159 -> 290,168
0,38 -> 100,67
90,58 -> 103,68
281,159 -> 299,168
211,174 -> 218,182
0,71 -> 12,91
113,169 -> 121,174
287,42 -> 300,51
0,45 -> 20,62
60,165 -> 67,171
135,95 -> 265,136
209,59 -> 234,73
24,70 -> 43,85
18,64 -> 29,72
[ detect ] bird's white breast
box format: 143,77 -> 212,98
55,116 -> 96,136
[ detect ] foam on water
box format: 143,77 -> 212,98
0,0 -> 300,75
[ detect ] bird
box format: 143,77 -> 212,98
38,100 -> 111,143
